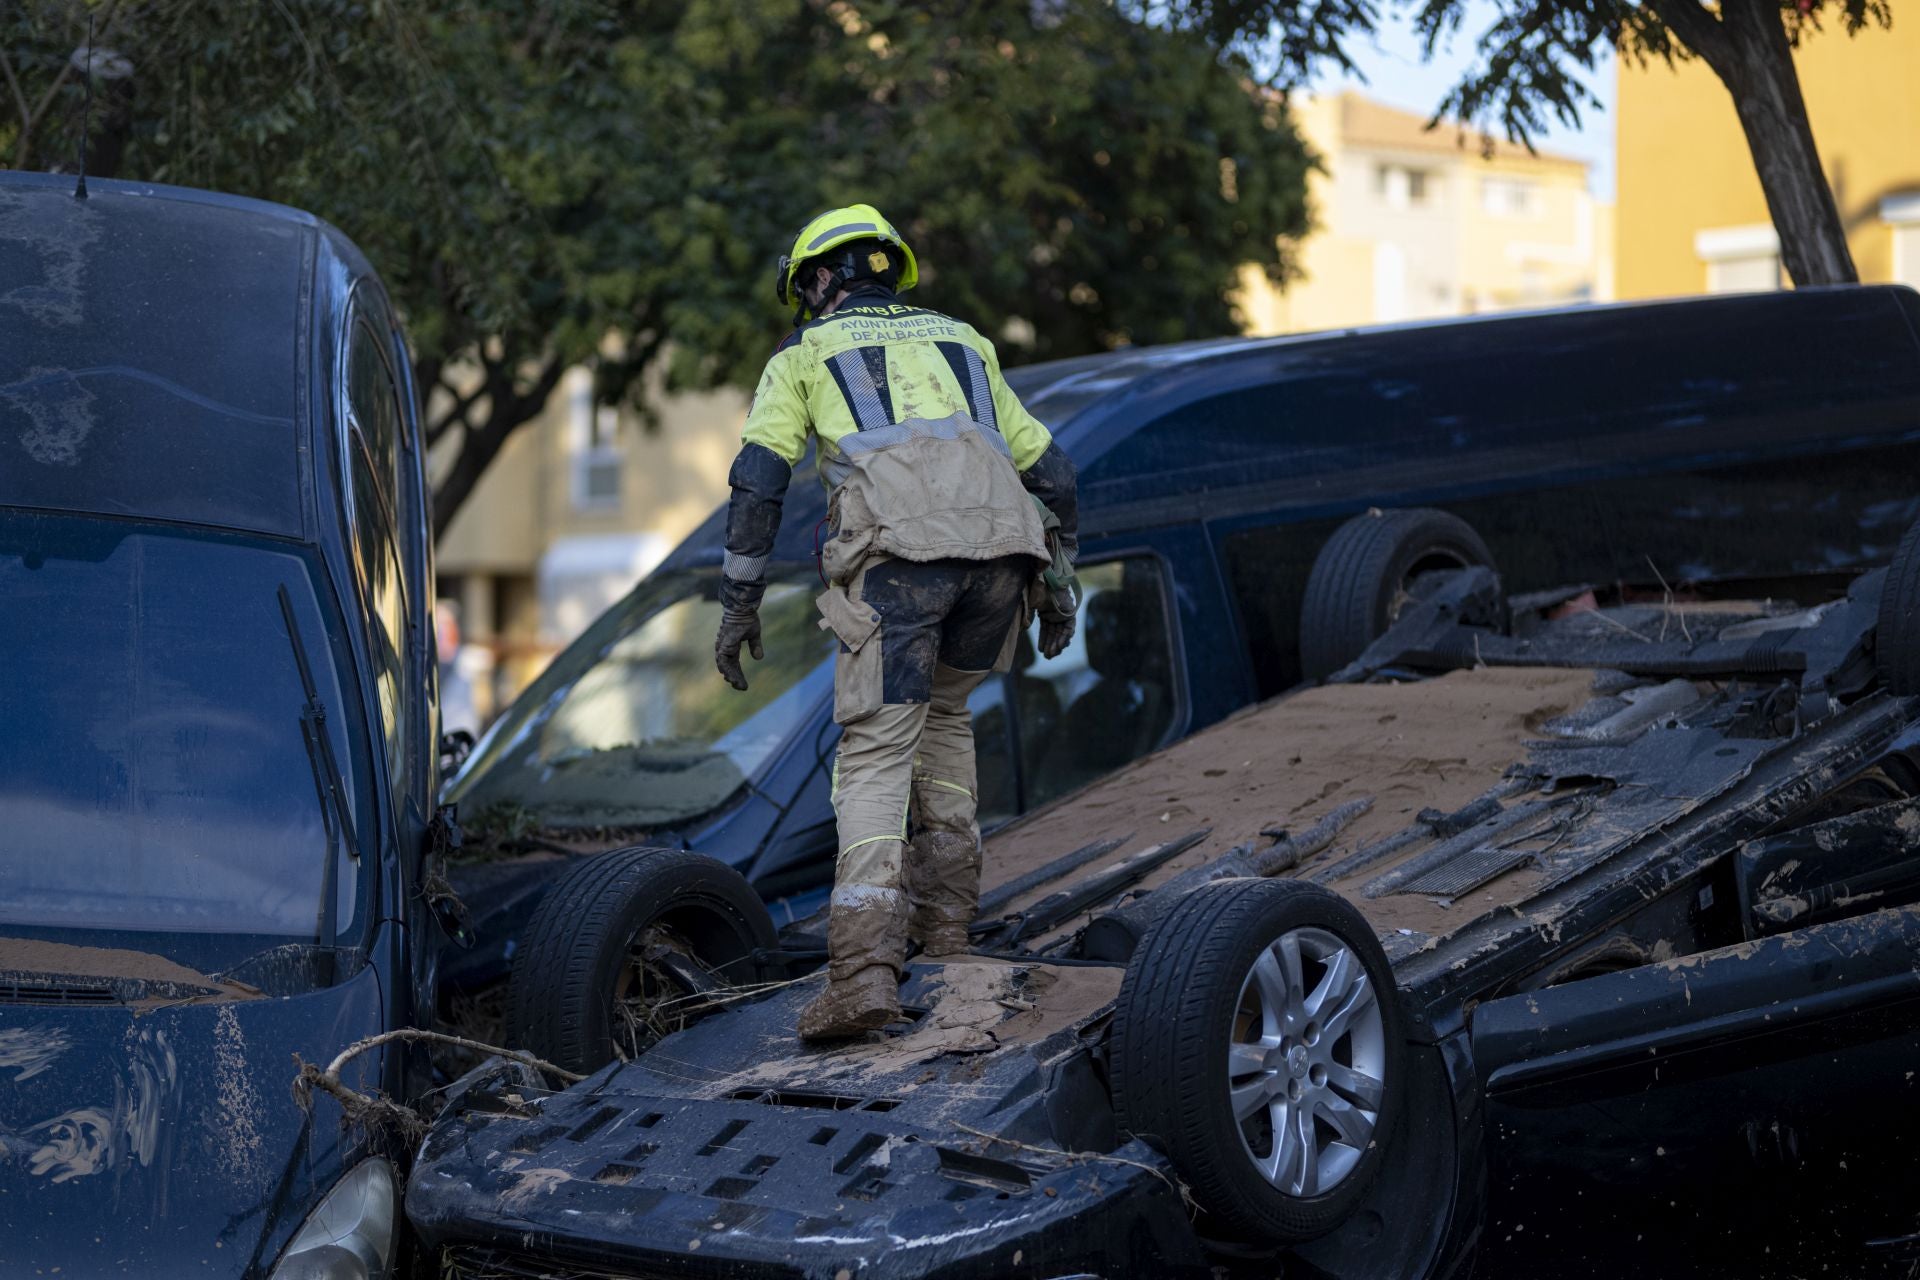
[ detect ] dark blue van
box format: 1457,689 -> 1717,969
442,285 -> 1920,1015
0,172 -> 442,1276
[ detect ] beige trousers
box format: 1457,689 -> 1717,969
818,552 -> 1028,982
828,662 -> 990,980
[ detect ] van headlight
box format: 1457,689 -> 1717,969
269,1157 -> 397,1280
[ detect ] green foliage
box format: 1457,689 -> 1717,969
2,0 -> 1313,529
1143,0 -> 1888,149
1400,0 -> 1891,151
843,3 -> 1316,359
1150,0 -> 1892,285
1138,0 -> 1384,84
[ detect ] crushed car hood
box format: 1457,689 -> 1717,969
0,963 -> 387,1277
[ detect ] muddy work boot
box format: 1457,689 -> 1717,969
797,965 -> 901,1041
907,831 -> 981,958
914,920 -> 972,958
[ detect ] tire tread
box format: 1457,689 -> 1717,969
1111,878 -> 1402,1241
506,847 -> 774,1073
1299,508 -> 1493,679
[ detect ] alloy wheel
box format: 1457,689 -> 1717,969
1227,925 -> 1388,1196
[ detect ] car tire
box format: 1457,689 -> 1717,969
1299,507 -> 1496,679
506,846 -> 777,1074
1110,878 -> 1404,1243
1877,515 -> 1920,695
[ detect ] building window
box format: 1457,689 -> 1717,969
1481,177 -> 1540,218
1884,193 -> 1920,290
1695,223 -> 1782,294
568,367 -> 623,511
1374,163 -> 1435,211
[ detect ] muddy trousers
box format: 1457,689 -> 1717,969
826,555 -> 1030,983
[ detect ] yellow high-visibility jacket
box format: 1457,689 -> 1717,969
721,285 -> 1078,596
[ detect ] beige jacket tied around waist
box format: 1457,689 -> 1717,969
819,412 -> 1050,586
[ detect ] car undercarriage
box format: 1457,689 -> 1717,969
407,517 -> 1920,1279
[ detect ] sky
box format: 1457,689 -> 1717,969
1311,1 -> 1618,201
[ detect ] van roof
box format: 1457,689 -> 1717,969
666,283 -> 1920,573
0,171 -> 366,541
1013,286 -> 1920,439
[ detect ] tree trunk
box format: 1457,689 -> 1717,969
428,356 -> 566,541
431,421 -> 510,542
1653,0 -> 1857,287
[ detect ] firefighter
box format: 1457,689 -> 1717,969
715,204 -> 1080,1040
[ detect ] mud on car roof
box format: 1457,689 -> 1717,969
407,506 -> 1920,1279
0,170 -> 377,540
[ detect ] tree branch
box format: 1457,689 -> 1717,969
0,47 -> 33,166
12,62 -> 73,171
425,371 -> 492,449
1646,0 -> 1732,74
23,58 -> 75,149
503,353 -> 569,429
411,353 -> 443,422
429,352 -> 566,539
13,0 -> 130,170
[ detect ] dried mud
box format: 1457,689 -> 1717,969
645,959 -> 1121,1105
0,937 -> 260,999
983,666 -> 1600,941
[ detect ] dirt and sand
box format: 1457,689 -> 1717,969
540,670 -> 1603,1129
638,957 -> 1123,1105
981,666 -> 1601,941
0,937 -> 260,1000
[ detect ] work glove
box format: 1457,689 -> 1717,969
715,605 -> 763,691
1029,495 -> 1079,660
1038,610 -> 1076,660
1035,578 -> 1079,660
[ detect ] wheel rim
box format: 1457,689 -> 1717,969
1386,550 -> 1474,625
610,923 -> 709,1060
1227,926 -> 1387,1197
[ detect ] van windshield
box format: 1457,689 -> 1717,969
447,568 -> 835,833
0,510 -> 366,941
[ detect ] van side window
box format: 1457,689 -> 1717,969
344,318 -> 413,803
1087,294 -> 1920,512
1023,559 -> 1178,807
348,321 -> 404,520
969,556 -> 1180,820
1078,377 -> 1403,502
969,675 -> 1019,829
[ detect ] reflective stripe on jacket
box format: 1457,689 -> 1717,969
733,287 -> 1054,575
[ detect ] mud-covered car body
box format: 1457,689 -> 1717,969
410,548 -> 1920,1277
442,285 -> 1920,1004
0,172 -> 442,1275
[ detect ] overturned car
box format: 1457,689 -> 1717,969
406,505 -> 1920,1278
437,284 -> 1920,1019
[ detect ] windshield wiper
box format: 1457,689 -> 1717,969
277,585 -> 361,977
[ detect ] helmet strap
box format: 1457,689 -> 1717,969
792,254 -> 865,326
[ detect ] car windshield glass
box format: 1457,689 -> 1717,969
447,568 -> 835,833
0,510 -> 365,938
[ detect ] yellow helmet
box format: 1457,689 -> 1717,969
775,204 -> 919,317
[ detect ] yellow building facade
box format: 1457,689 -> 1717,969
433,368 -> 747,723
1615,17 -> 1920,298
1240,91 -> 1610,335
